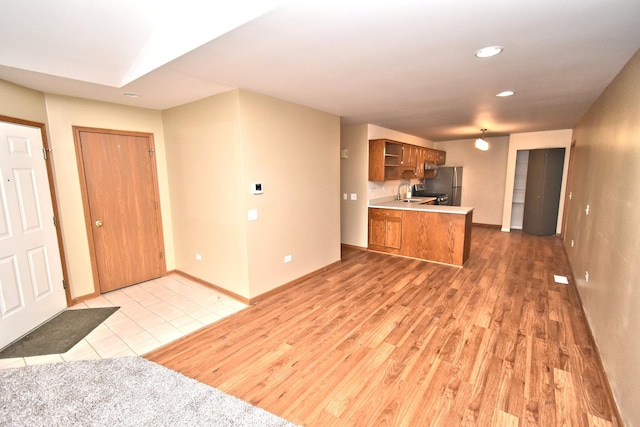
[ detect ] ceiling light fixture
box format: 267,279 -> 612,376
475,46 -> 504,58
496,90 -> 515,97
475,129 -> 489,151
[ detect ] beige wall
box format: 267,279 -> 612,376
435,136 -> 509,225
340,124 -> 369,247
44,95 -> 173,299
0,80 -> 48,123
162,90 -> 250,297
565,49 -> 640,426
239,90 -> 341,297
164,89 -> 341,299
501,130 -> 572,232
367,124 -> 435,147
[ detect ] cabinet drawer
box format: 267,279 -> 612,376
370,209 -> 403,220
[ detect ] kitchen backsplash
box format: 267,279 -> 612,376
368,178 -> 417,201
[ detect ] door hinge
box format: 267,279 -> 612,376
159,251 -> 164,259
52,216 -> 58,227
62,279 -> 67,290
42,147 -> 53,160
147,147 -> 154,157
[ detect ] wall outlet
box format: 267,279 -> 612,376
284,255 -> 292,263
248,209 -> 258,221
343,193 -> 347,200
571,240 -> 574,248
195,253 -> 202,261
585,271 -> 589,282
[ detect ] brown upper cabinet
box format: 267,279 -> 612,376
402,144 -> 418,167
368,139 -> 402,181
369,139 -> 446,181
416,147 -> 428,179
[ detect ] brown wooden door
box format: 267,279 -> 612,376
75,127 -> 165,293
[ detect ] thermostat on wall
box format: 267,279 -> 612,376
252,183 -> 264,194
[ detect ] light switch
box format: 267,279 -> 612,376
343,193 -> 347,200
248,209 -> 258,221
350,193 -> 357,201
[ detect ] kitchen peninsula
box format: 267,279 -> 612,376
368,197 -> 473,266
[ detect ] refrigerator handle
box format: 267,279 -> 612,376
452,167 -> 459,187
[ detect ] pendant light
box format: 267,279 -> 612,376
475,128 -> 489,151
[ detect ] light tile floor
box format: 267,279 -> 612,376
0,274 -> 247,370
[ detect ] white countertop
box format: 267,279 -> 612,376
369,197 -> 474,215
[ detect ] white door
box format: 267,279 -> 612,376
0,121 -> 67,349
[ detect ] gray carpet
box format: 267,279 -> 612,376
0,356 -> 299,427
0,307 -> 119,358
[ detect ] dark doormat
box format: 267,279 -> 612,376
0,307 -> 119,359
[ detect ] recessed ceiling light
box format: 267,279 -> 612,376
475,46 -> 504,58
496,90 -> 515,97
123,92 -> 140,98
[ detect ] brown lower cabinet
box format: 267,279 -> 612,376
368,209 -> 403,254
368,207 -> 473,266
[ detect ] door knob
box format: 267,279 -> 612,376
95,220 -> 103,227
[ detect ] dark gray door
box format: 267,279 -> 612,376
523,148 -> 566,236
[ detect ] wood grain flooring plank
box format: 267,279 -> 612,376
494,409 -> 521,427
570,343 -> 616,423
554,367 -> 585,426
587,413 -> 616,427
145,228 -> 622,426
529,336 -> 558,426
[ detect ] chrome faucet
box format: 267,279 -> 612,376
397,182 -> 411,200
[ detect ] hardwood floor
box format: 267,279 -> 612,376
145,227 -> 621,426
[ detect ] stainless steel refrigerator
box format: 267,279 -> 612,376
422,166 -> 463,206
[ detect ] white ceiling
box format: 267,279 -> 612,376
1,0 -> 639,141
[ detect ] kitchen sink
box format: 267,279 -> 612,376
400,199 -> 426,203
